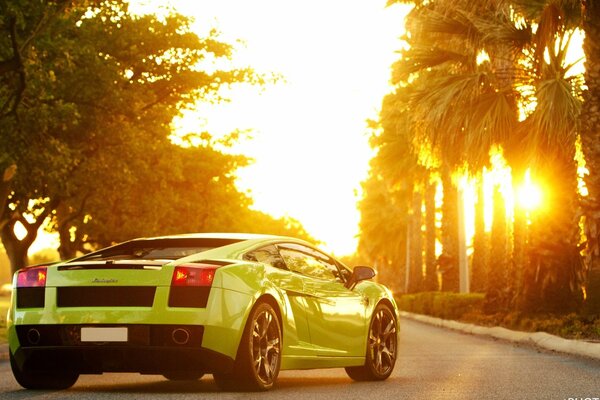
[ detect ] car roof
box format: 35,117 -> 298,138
142,232 -> 286,241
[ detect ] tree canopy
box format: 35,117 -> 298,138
0,0 -> 312,273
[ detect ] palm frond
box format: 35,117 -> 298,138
524,76 -> 581,158
468,89 -> 517,149
469,8 -> 533,51
409,72 -> 491,164
392,45 -> 472,83
408,6 -> 482,46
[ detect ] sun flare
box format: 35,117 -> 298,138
516,171 -> 543,212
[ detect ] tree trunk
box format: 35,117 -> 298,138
471,175 -> 488,293
0,199 -> 56,274
407,186 -> 423,293
1,219 -> 34,274
512,168 -> 529,310
484,186 -> 508,313
440,166 -> 459,292
424,179 -> 438,291
0,164 -> 17,230
580,0 -> 600,314
526,156 -> 583,313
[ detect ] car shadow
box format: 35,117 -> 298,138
5,375 -> 404,397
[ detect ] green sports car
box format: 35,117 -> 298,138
7,233 -> 399,391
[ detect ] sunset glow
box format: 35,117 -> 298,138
161,0 -> 413,255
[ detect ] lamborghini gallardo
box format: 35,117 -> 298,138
7,233 -> 399,391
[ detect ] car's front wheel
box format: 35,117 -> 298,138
345,303 -> 397,381
10,352 -> 79,390
213,301 -> 282,391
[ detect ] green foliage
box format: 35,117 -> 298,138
397,292 -> 485,320
362,0 -> 587,313
0,1 -> 308,272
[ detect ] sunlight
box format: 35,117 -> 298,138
157,0 -> 412,255
483,148 -> 514,232
516,170 -> 542,212
13,221 -> 27,241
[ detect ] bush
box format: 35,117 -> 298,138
398,292 -> 600,340
397,292 -> 485,320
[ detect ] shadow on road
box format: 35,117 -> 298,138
2,375 -> 404,397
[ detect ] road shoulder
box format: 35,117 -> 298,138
400,311 -> 600,360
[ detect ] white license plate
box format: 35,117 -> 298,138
81,327 -> 128,342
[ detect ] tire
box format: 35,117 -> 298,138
213,301 -> 282,391
163,372 -> 204,381
10,352 -> 79,390
345,303 -> 398,381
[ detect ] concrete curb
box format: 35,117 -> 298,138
400,311 -> 600,360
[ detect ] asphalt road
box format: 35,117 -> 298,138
0,319 -> 598,400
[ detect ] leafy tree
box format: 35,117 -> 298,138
0,1 -> 264,273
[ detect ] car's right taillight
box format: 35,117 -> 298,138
168,264 -> 220,308
16,266 -> 47,308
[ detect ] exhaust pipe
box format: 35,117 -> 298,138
27,328 -> 41,345
172,328 -> 190,345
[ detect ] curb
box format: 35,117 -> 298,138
400,311 -> 600,360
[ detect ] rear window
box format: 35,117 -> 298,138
73,238 -> 243,262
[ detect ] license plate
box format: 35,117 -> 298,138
81,327 -> 128,342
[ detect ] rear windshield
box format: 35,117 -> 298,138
73,238 -> 243,262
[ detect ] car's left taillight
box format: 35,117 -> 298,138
168,264 -> 220,308
16,266 -> 47,308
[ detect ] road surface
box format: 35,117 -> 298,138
0,318 -> 598,399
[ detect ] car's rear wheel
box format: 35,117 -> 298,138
213,301 -> 282,391
10,352 -> 79,390
345,303 -> 397,381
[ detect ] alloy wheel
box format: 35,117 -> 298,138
368,307 -> 397,376
251,308 -> 281,385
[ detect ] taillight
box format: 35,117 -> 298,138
169,263 -> 220,308
16,266 -> 47,309
171,264 -> 218,287
17,267 -> 47,288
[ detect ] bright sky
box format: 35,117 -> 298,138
166,0 -> 411,256
22,0 -> 410,257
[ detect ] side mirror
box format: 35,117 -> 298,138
345,266 -> 376,289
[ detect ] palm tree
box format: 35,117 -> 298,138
393,1 -> 523,295
387,0 -> 585,311
579,0 -> 600,313
358,92 -> 419,293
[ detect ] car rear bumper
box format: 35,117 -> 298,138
11,324 -> 234,375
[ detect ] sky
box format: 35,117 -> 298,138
23,0 -> 411,257
164,0 -> 411,256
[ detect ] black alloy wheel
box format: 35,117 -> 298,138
213,301 -> 282,391
345,303 -> 397,381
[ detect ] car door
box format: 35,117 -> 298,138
277,243 -> 368,357
243,245 -> 312,356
